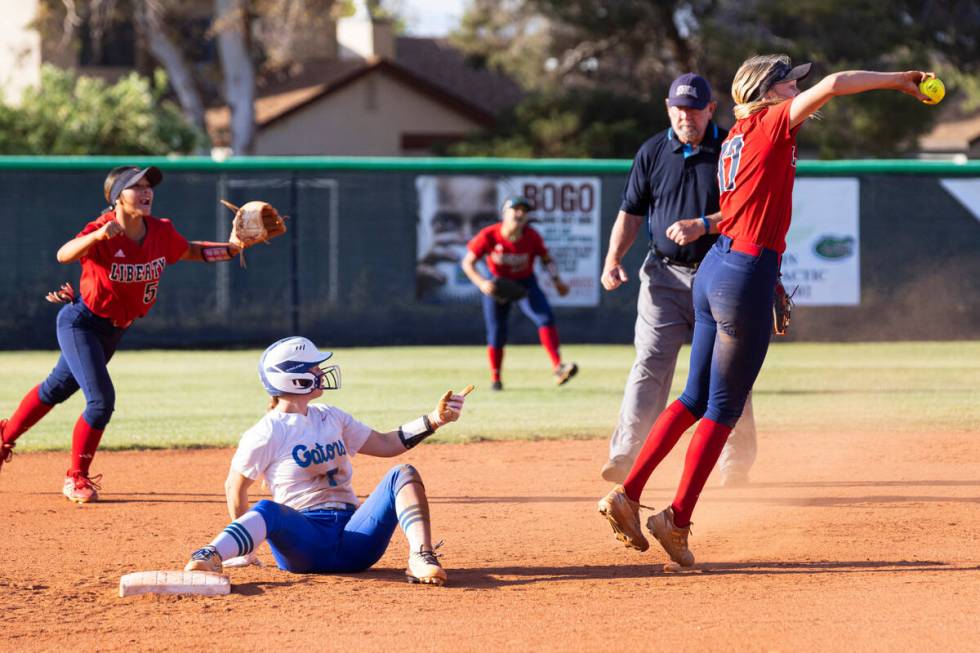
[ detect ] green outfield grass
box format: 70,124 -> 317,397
1,341 -> 977,452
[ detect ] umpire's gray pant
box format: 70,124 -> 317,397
608,251 -> 757,474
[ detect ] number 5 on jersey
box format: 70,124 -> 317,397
143,281 -> 159,304
718,135 -> 744,193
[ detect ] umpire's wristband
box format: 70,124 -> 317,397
700,215 -> 711,236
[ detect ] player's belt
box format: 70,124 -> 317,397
722,236 -> 782,266
730,239 -> 764,257
300,501 -> 358,513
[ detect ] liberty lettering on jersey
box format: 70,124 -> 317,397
490,245 -> 531,275
108,257 -> 168,283
291,440 -> 348,468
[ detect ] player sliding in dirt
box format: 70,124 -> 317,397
184,336 -> 471,586
599,55 -> 935,568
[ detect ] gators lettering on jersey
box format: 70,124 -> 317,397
467,223 -> 549,280
717,99 -> 800,254
77,213 -> 189,326
231,404 -> 373,511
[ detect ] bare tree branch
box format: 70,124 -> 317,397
57,0 -> 83,52
135,0 -> 207,140
214,0 -> 256,155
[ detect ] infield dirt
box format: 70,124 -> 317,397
2,428 -> 978,652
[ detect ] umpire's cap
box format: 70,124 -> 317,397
668,73 -> 712,109
502,195 -> 534,212
104,166 -> 163,205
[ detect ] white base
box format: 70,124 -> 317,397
119,570 -> 231,597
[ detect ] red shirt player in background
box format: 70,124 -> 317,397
600,55 -> 933,567
0,166 -> 243,503
461,195 -> 578,391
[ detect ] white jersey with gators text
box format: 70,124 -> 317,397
231,404 -> 373,510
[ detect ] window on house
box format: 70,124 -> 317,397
78,1 -> 136,67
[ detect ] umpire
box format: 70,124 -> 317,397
600,73 -> 757,486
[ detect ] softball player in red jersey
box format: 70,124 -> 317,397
0,166 -> 242,503
600,55 -> 933,566
461,196 -> 577,391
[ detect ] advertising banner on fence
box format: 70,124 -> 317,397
415,176 -> 601,306
497,176 -> 601,307
784,178 -> 860,306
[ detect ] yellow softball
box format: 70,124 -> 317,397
919,77 -> 945,105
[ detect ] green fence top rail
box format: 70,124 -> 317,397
0,155 -> 977,175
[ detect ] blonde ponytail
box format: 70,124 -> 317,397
731,54 -> 792,119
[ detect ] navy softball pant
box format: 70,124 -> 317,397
252,464 -> 418,574
678,235 -> 779,427
38,301 -> 126,430
482,275 -> 555,348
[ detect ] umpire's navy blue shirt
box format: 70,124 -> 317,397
620,122 -> 727,264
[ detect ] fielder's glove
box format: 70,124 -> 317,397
489,278 -> 529,304
221,199 -> 287,267
772,279 -> 796,336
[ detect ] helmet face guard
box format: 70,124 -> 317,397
317,364 -> 341,391
259,337 -> 341,396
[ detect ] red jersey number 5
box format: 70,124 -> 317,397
142,281 -> 159,304
718,135 -> 744,193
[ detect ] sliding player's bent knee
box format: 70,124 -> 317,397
391,463 -> 424,495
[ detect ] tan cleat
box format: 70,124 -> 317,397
406,546 -> 447,586
0,422 -> 14,474
63,472 -> 102,504
597,485 -> 649,552
554,362 -> 579,386
646,507 -> 694,567
185,546 -> 223,573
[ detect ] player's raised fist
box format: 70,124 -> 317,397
97,220 -> 124,240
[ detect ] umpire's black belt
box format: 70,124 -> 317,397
653,246 -> 700,270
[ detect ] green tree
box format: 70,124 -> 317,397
0,65 -> 202,155
450,0 -> 979,158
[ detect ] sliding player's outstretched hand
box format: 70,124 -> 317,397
429,385 -> 474,427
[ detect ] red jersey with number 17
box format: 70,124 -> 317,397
717,99 -> 801,253
467,223 -> 549,280
77,213 -> 189,326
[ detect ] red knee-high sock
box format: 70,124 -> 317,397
487,346 -> 504,382
3,385 -> 54,444
671,418 -> 733,527
537,325 -> 561,368
70,415 -> 104,477
623,401 -> 698,501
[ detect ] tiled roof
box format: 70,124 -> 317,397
394,36 -> 524,116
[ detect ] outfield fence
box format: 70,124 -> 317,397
0,157 -> 978,348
